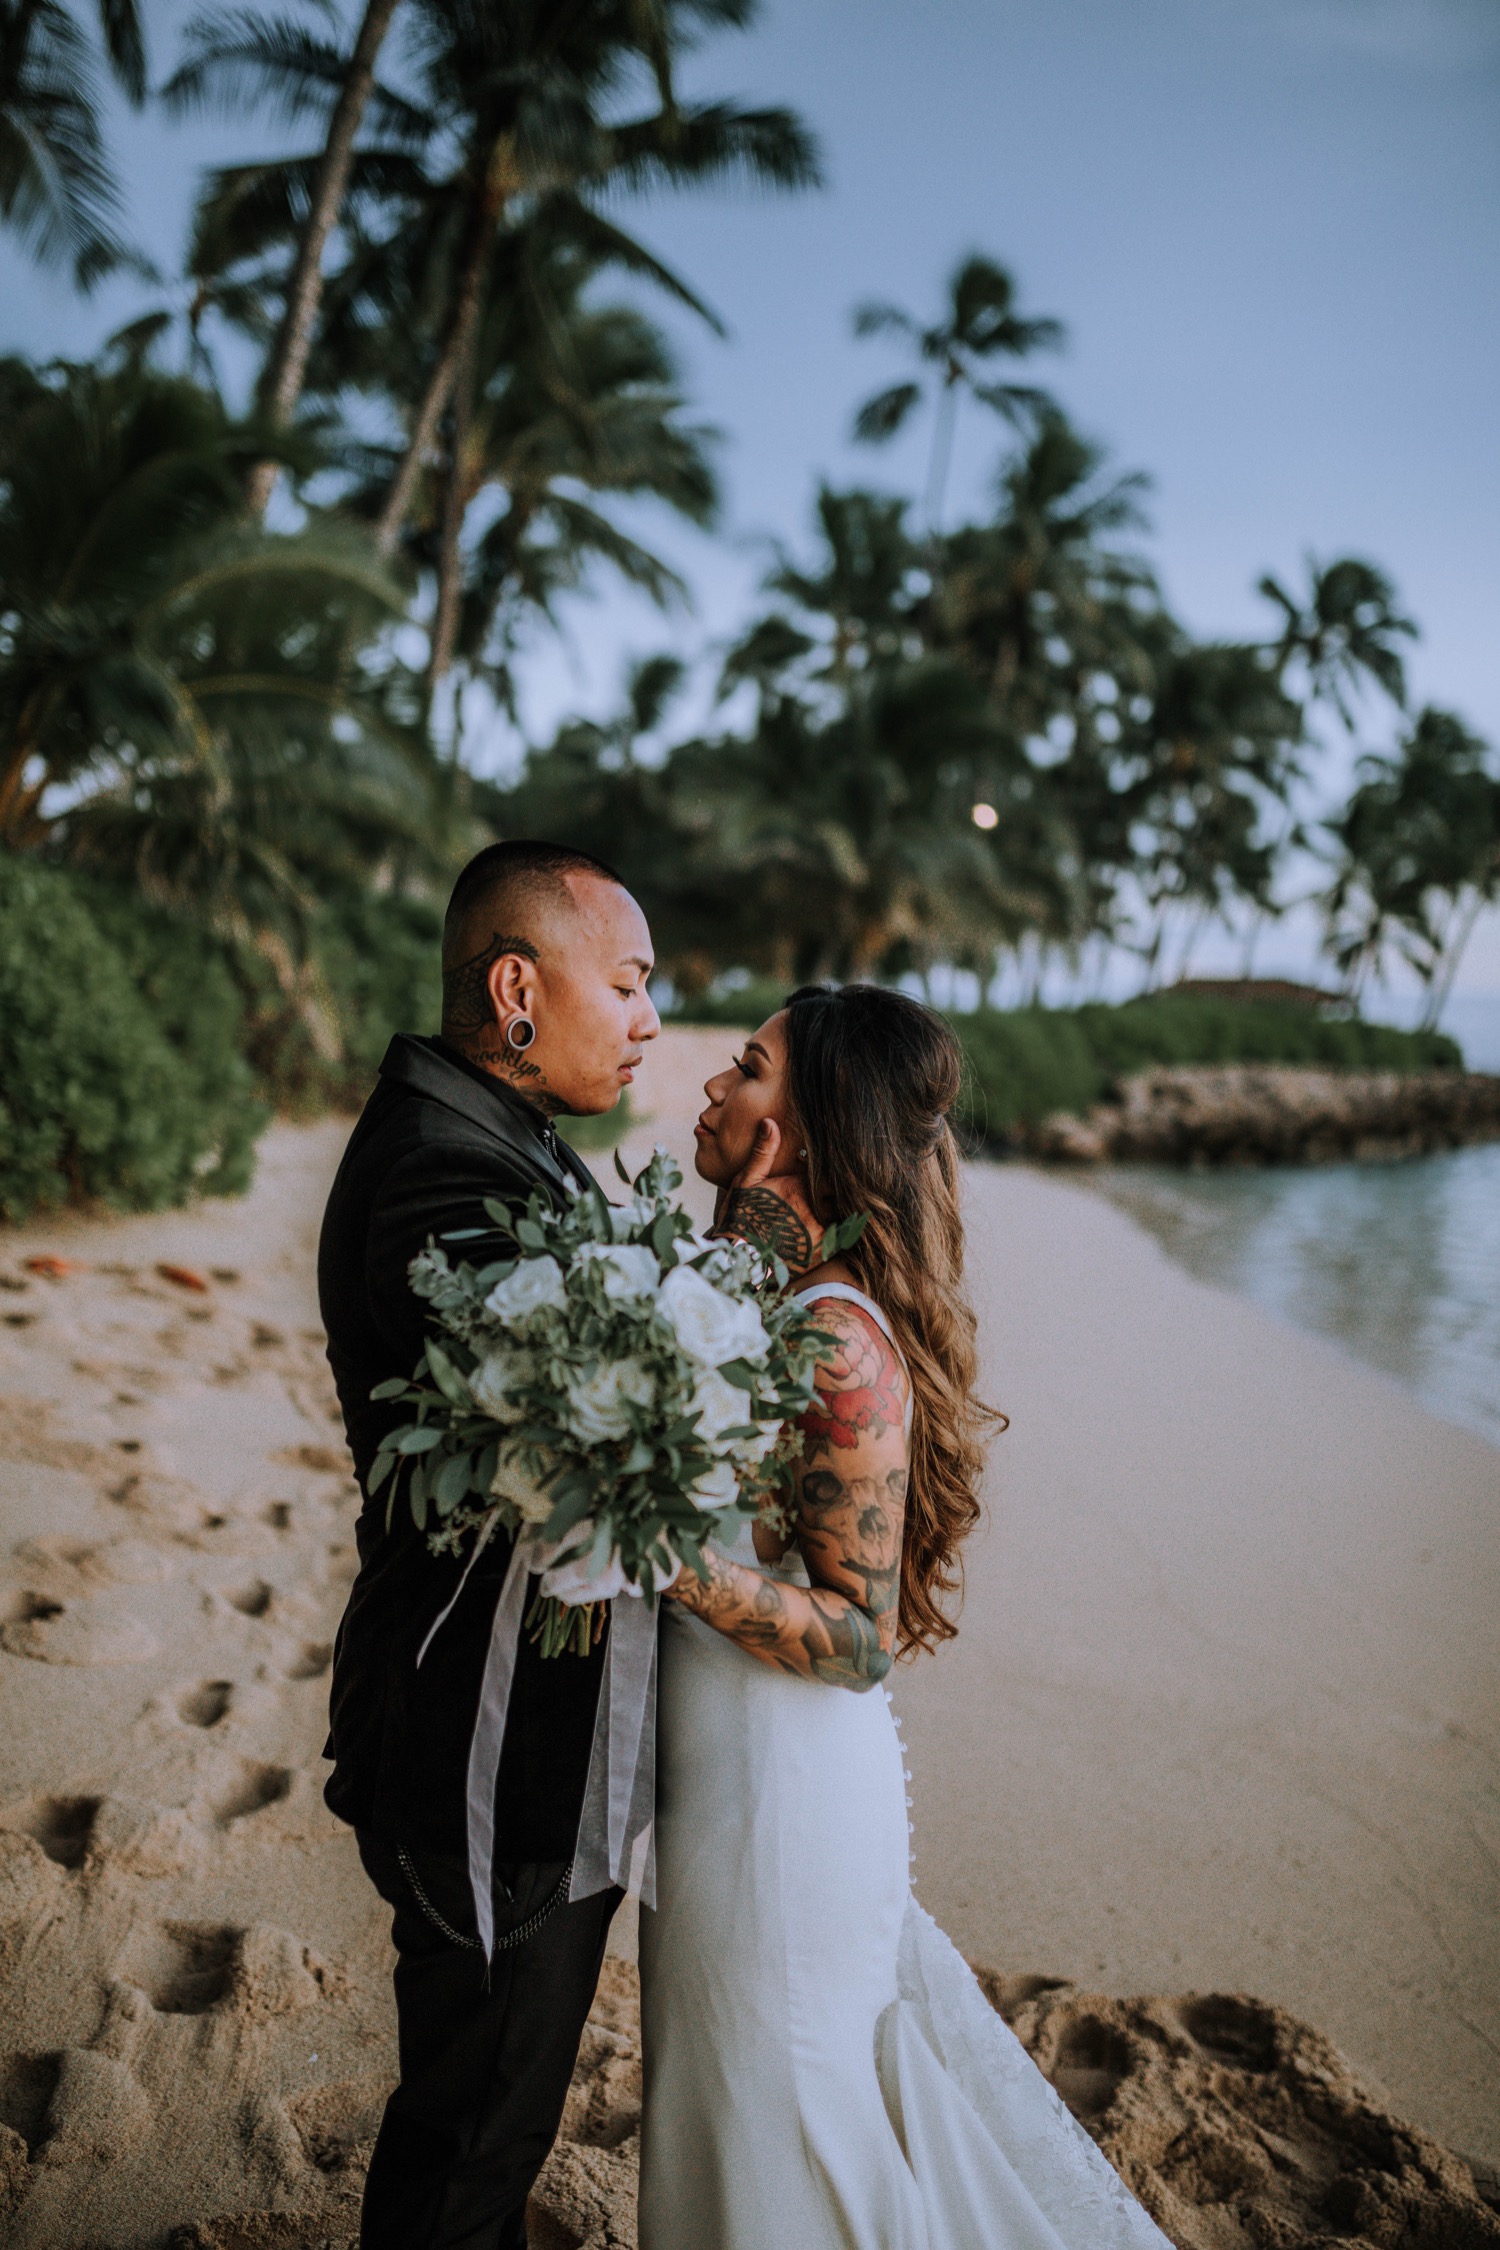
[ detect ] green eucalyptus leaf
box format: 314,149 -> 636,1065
541,1481 -> 597,1545
369,1377 -> 408,1402
434,1450 -> 474,1513
396,1426 -> 444,1454
425,1341 -> 471,1408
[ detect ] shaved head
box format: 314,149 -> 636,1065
438,838 -> 658,1117
441,840 -> 624,1035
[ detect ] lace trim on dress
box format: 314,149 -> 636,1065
894,1903 -> 1172,2247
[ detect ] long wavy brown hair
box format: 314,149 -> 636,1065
783,984 -> 1005,1657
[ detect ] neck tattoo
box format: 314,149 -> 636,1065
441,928 -> 569,1119
718,1187 -> 815,1274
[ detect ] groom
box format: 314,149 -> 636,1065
318,839 -> 660,2249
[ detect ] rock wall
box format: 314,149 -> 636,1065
1022,1066 -> 1500,1166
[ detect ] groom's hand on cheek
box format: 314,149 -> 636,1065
713,1119 -> 823,1278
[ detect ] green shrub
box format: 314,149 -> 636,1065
0,859 -> 264,1220
952,993 -> 1463,1146
666,979 -> 790,1030
237,889 -> 444,1113
558,1094 -> 633,1152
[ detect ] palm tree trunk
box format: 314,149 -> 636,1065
924,375 -> 960,538
375,137 -> 514,559
1422,885 -> 1485,1031
245,0 -> 403,517
426,341 -> 477,713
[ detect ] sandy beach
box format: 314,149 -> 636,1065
1,1026 -> 1497,2246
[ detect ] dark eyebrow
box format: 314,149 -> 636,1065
742,1040 -> 771,1063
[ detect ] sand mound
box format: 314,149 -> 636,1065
161,1954 -> 1500,2250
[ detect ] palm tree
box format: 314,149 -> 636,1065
757,486 -> 920,685
1259,553 -> 1416,728
164,0 -> 412,514
355,0 -> 818,558
1324,705 -> 1500,1021
0,356 -> 437,956
437,250 -> 719,708
1128,639 -> 1305,985
0,0 -> 145,283
928,413 -> 1153,726
851,253 -> 1063,533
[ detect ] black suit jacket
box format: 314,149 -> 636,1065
318,1034 -> 608,1859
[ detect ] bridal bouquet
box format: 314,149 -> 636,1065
368,1149 -> 857,1655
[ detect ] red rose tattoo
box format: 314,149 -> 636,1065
800,1305 -> 908,1458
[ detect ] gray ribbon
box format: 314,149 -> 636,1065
417,1529 -> 658,1958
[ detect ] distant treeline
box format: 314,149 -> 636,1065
1,0 -> 1495,1215
0,859 -> 1458,1219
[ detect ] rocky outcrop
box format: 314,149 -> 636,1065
1024,1065 -> 1500,1167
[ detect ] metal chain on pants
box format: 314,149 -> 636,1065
396,1847 -> 575,1955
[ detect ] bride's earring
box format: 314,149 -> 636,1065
506,1015 -> 537,1051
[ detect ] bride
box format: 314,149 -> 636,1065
639,982 -> 1170,2250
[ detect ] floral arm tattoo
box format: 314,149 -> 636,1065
668,1302 -> 908,1691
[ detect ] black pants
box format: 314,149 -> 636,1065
357,1831 -> 622,2250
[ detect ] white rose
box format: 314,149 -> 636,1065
565,1357 -> 656,1444
468,1348 -> 536,1423
607,1202 -> 638,1243
483,1256 -> 567,1328
688,1457 -> 741,1510
541,1532 -> 636,1604
736,1416 -> 782,1466
658,1265 -> 769,1368
575,1241 -> 659,1302
690,1367 -> 754,1445
489,1444 -> 556,1525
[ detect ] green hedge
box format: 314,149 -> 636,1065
954,995 -> 1462,1144
0,859 -> 264,1220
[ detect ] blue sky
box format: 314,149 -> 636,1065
4,0 -> 1497,999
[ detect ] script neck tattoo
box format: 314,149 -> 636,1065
441,929 -> 569,1119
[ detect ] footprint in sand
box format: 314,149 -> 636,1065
129,1921 -> 241,2013
284,1642 -> 332,1681
209,1759 -> 293,1828
1044,2013 -> 1136,2124
1176,1992 -> 1280,2072
7,1793 -> 100,1868
0,1589 -> 159,1665
124,1920 -> 323,2021
177,1679 -> 234,1728
12,1532 -> 173,1587
0,2051 -> 60,2157
224,1579 -> 274,1620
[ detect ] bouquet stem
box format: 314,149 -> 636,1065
525,1591 -> 606,1659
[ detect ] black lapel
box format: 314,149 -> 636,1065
377,1035 -> 574,1199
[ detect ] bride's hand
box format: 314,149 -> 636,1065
711,1119 -> 824,1278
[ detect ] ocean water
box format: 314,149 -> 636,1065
1092,1143 -> 1500,1450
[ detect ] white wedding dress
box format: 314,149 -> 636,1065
638,1284 -> 1170,2250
